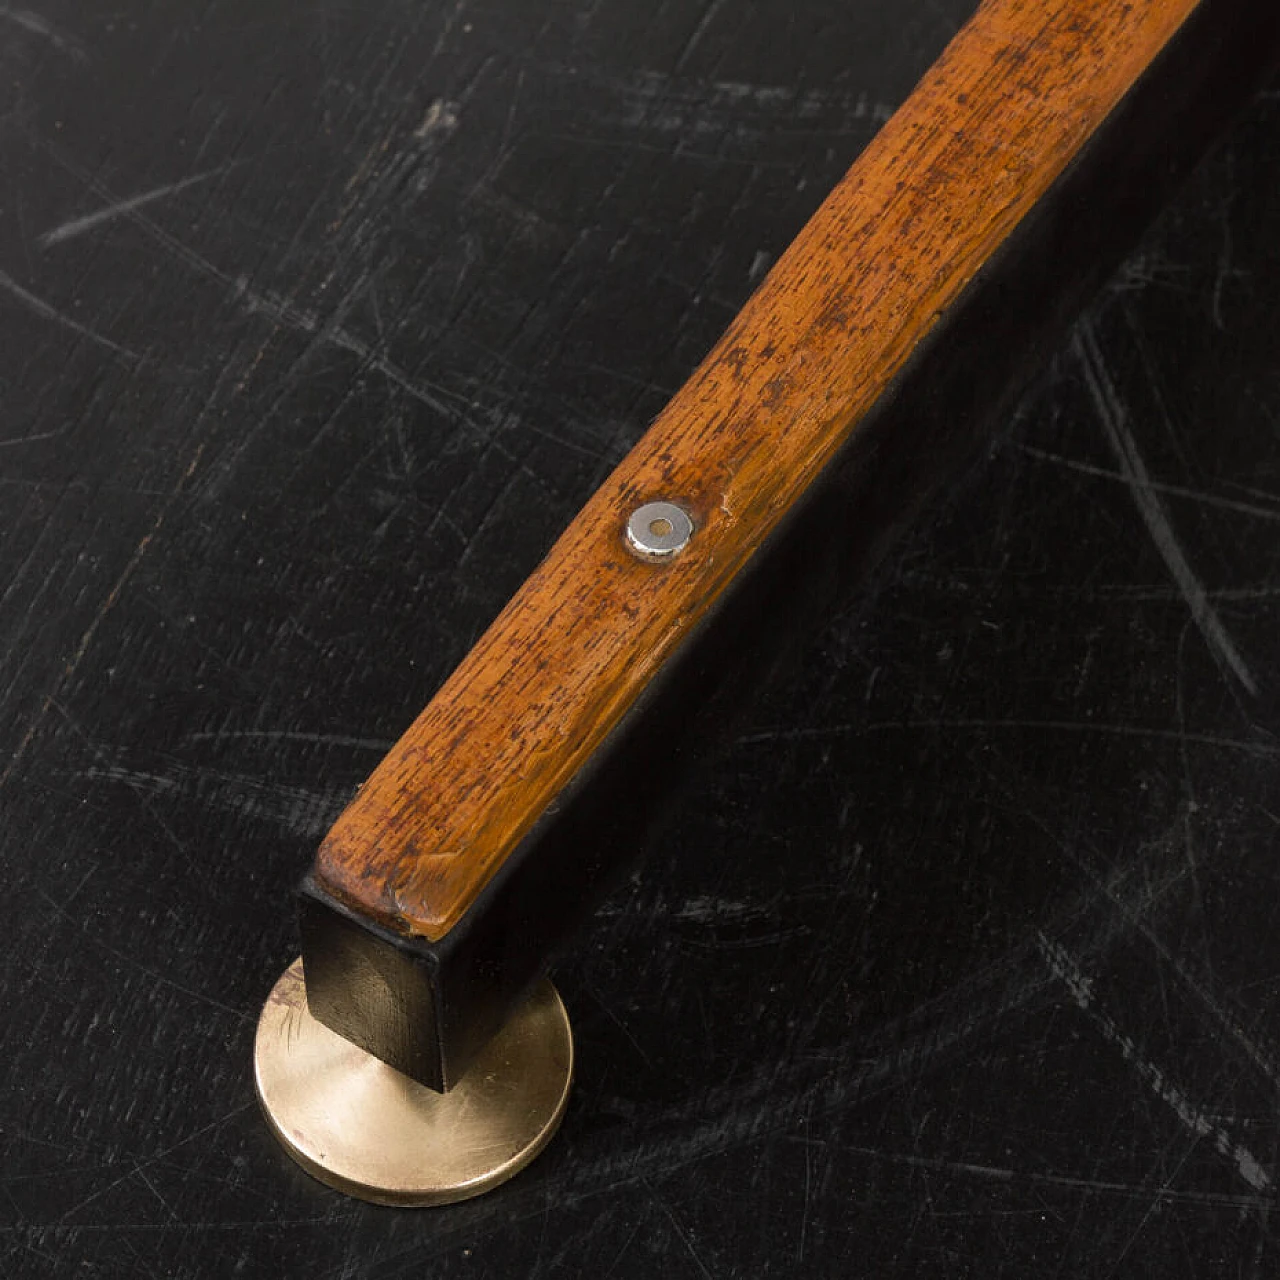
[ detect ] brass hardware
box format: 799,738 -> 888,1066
254,959 -> 573,1206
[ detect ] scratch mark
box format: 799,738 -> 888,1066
53,1103 -> 254,1224
414,98 -> 460,140
1037,934 -> 1271,1192
0,446 -> 204,793
600,1220 -> 643,1280
0,7 -> 87,61
39,167 -> 229,247
29,876 -> 249,1023
798,1106 -> 813,1264
996,759 -> 1280,1102
674,0 -> 728,72
6,1214 -> 343,1235
234,277 -> 468,420
184,728 -> 393,751
793,1139 -> 1272,1209
82,760 -> 349,839
0,426 -> 66,448
673,895 -> 754,923
38,143 -> 471,423
0,268 -> 137,361
132,1165 -> 177,1222
482,66 -> 524,187
580,983 -> 654,1070
1014,443 -> 1280,524
1075,323 -> 1258,696
1210,150 -> 1243,331
607,73 -> 896,140
738,717 -> 1280,758
644,1180 -> 714,1279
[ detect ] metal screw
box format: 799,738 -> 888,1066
625,501 -> 693,560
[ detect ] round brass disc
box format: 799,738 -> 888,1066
254,959 -> 573,1206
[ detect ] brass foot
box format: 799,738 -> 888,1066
254,959 -> 573,1206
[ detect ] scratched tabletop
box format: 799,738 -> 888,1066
2,0 -> 1279,1275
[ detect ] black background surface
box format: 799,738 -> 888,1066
2,1 -> 1279,1275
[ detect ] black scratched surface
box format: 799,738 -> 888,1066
1,1 -> 1279,1276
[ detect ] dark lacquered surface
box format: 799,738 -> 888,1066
2,2 -> 1279,1275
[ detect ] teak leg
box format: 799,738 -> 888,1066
254,0 -> 1280,1204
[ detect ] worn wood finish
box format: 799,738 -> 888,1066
315,0 -> 1201,940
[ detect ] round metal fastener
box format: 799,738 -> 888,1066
255,958 -> 573,1206
625,501 -> 693,559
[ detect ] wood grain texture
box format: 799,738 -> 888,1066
315,0 -> 1201,940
